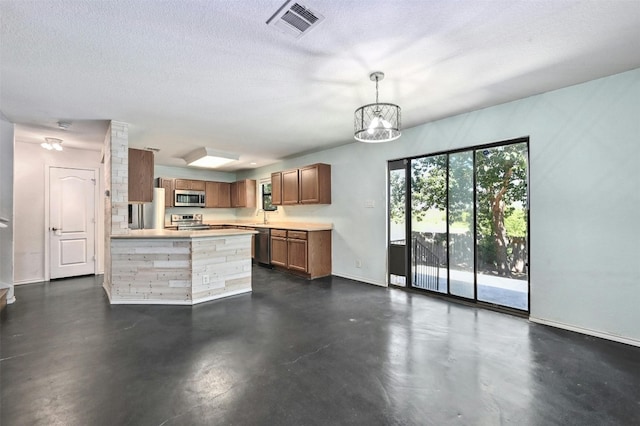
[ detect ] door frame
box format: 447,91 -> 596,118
387,137 -> 531,315
44,165 -> 100,281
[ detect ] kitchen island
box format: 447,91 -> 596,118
106,228 -> 256,305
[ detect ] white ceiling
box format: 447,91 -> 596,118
2,0 -> 639,171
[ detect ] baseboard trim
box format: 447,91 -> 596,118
14,278 -> 43,285
106,288 -> 252,306
332,273 -> 386,287
529,316 -> 640,348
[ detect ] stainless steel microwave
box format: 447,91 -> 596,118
174,189 -> 205,207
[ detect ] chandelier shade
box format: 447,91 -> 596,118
354,102 -> 401,143
354,71 -> 401,143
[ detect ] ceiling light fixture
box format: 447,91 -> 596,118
41,137 -> 63,151
354,71 -> 401,143
57,121 -> 71,130
183,147 -> 239,169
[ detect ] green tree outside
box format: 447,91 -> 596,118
389,142 -> 528,277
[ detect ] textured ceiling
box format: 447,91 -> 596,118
2,0 -> 640,171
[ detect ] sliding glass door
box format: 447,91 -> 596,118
410,155 -> 448,293
388,160 -> 407,286
448,151 -> 475,300
388,138 -> 529,313
476,143 -> 529,310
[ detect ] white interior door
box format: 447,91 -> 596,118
49,167 -> 96,279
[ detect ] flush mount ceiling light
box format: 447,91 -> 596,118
57,121 -> 71,130
183,147 -> 239,169
41,137 -> 63,151
354,72 -> 401,143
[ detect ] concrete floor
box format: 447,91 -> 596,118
1,266 -> 639,425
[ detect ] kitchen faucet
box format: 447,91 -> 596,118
256,209 -> 268,224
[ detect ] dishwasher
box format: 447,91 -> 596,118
254,228 -> 271,266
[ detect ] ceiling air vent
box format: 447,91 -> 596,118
267,1 -> 325,39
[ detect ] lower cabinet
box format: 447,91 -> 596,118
287,238 -> 307,272
270,230 -> 288,267
270,229 -> 331,279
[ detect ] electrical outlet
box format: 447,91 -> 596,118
356,260 -> 362,268
203,274 -> 210,284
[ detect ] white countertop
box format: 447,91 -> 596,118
112,228 -> 257,239
203,221 -> 333,231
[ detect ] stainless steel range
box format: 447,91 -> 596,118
170,214 -> 211,230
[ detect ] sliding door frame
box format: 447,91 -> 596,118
387,136 -> 530,316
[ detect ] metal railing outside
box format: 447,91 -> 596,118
412,235 -> 440,291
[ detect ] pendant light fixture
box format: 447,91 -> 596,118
354,71 -> 401,143
41,137 -> 63,151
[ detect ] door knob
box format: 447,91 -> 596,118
51,227 -> 59,231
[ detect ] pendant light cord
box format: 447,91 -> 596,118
375,76 -> 379,104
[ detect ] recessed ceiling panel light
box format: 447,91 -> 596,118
183,147 -> 239,169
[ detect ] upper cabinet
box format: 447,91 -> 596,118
156,177 -> 255,208
128,148 -> 154,203
205,181 -> 231,208
175,179 -> 205,191
157,177 -> 175,207
271,171 -> 282,205
282,169 -> 300,205
271,163 -> 331,206
299,163 -> 331,204
231,179 -> 256,208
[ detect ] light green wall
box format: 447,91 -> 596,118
239,68 -> 640,343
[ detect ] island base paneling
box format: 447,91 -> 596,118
108,234 -> 252,305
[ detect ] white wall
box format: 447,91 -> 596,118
14,142 -> 105,284
0,113 -> 15,302
239,68 -> 640,344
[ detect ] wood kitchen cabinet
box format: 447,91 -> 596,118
270,229 -> 331,279
271,163 -> 331,205
156,177 -> 175,207
270,229 -> 288,267
271,171 -> 282,205
230,179 -> 256,208
287,233 -> 308,272
219,182 -> 231,208
205,181 -> 232,208
282,169 -> 300,205
174,179 -> 206,191
128,148 -> 154,203
299,163 -> 331,204
230,182 -> 238,207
